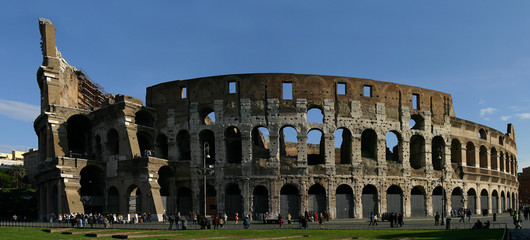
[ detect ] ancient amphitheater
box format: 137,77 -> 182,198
34,18 -> 518,221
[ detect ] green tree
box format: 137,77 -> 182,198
7,165 -> 25,188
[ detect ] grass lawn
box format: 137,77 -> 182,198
0,226 -> 503,240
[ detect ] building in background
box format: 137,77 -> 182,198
518,167 -> 530,206
23,148 -> 39,183
0,150 -> 24,169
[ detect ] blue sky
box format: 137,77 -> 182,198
1,1 -> 530,170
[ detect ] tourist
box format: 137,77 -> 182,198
319,213 -> 324,229
244,216 -> 250,229
168,214 -> 174,230
434,212 -> 440,225
235,213 -> 239,225
369,212 -> 374,226
467,209 -> 472,223
287,213 -> 292,224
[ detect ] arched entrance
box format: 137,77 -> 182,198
107,187 -> 119,213
177,187 -> 192,214
308,184 -> 326,214
432,186 -> 445,215
67,115 -> 92,158
386,185 -> 403,214
362,185 -> 378,218
451,187 -> 464,211
280,184 -> 300,218
468,189 -> 477,213
492,190 -> 499,213
411,186 -> 426,217
481,189 -> 489,213
158,166 -> 174,214
253,185 -> 269,217
336,184 -> 354,218
128,185 -> 142,213
80,165 -> 105,213
225,184 -> 242,219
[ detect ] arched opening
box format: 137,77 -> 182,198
107,129 -> 120,156
52,185 -> 58,218
362,185 -> 378,218
386,185 -> 403,214
135,110 -> 154,127
107,187 -> 119,213
505,153 -> 510,173
451,187 -> 464,211
308,184 -> 326,214
411,186 -> 426,217
507,191 -> 511,210
253,185 -> 269,216
499,151 -> 505,172
492,190 -> 499,213
499,136 -> 504,145
225,127 -> 242,164
491,148 -> 498,170
156,134 -> 168,159
225,184 -> 242,219
431,136 -> 445,170
80,165 -> 105,213
385,131 -> 401,163
128,185 -> 142,213
280,126 -> 298,157
479,129 -> 487,140
199,107 -> 215,125
95,135 -> 103,161
451,139 -> 462,164
467,188 -> 477,213
410,135 -> 425,169
280,184 -> 300,218
67,115 -> 92,158
479,145 -> 488,168
336,185 -> 354,218
335,128 -> 352,164
307,107 -> 324,123
252,127 -> 270,159
432,186 -> 446,216
137,131 -> 153,157
307,129 -> 324,165
480,189 -> 489,213
501,191 -> 506,211
199,130 -> 216,165
361,129 -> 377,160
176,130 -> 191,161
466,142 -> 476,167
410,114 -> 424,130
158,166 -> 174,213
511,193 -> 515,210
177,187 -> 192,214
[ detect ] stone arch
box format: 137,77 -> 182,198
252,185 -> 269,216
499,151 -> 505,172
225,183 -> 243,219
490,147 -> 497,170
480,189 -> 489,213
107,186 -> 119,213
335,128 -> 352,164
479,129 -> 487,140
158,166 -> 174,213
501,191 -> 506,211
252,126 -> 270,159
137,131 -> 153,157
280,126 -> 298,158
467,188 -> 477,213
411,186 -> 426,217
499,136 -> 504,145
410,114 -> 424,130
336,184 -> 354,218
308,184 -> 326,214
511,192 -> 515,210
307,107 -> 324,123
80,165 -> 105,213
361,129 -> 377,161
199,107 -> 215,125
225,127 -> 242,164
362,184 -> 378,218
479,145 -> 488,168
385,131 -> 402,163
135,110 -> 154,127
451,139 -> 462,164
386,185 -> 403,214
432,186 -> 446,216
307,129 -> 324,165
176,130 -> 191,161
67,114 -> 92,158
451,187 -> 464,211
107,128 -> 120,155
156,134 -> 168,159
492,190 -> 499,213
505,152 -> 510,173
466,142 -> 476,167
507,191 -> 511,210
410,135 -> 425,169
127,185 -> 142,213
177,187 -> 192,214
280,184 -> 300,218
199,130 -> 216,165
431,136 -> 445,171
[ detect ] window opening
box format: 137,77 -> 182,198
283,82 -> 293,100
337,83 -> 346,95
181,87 -> 187,99
307,108 -> 324,123
363,85 -> 372,97
229,81 -> 236,94
412,94 -> 419,110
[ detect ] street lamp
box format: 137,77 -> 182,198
197,142 -> 214,217
439,146 -> 447,225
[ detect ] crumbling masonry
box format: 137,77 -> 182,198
34,18 -> 519,221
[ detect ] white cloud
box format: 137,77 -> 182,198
480,107 -> 496,116
0,99 -> 40,122
501,116 -> 512,121
516,113 -> 530,119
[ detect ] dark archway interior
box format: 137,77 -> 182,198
176,130 -> 191,161
135,110 -> 154,127
156,134 -> 169,159
410,135 -> 425,169
67,115 -> 92,157
225,127 -> 242,164
361,129 -> 377,160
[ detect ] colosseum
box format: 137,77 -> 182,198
34,18 -> 519,221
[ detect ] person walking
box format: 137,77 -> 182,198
514,211 -> 522,229
434,212 -> 440,225
467,209 -> 472,223
235,213 -> 239,225
369,212 -> 374,226
287,213 -> 292,224
279,217 -> 284,229
168,214 -> 175,230
373,214 -> 378,226
398,213 -> 403,227
319,213 -> 324,229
